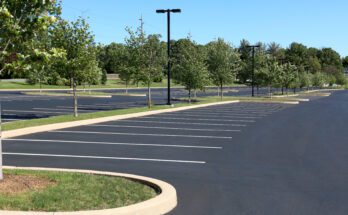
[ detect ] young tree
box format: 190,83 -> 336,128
141,35 -> 165,108
125,22 -> 165,108
206,38 -> 241,100
299,72 -> 312,91
172,38 -> 209,103
28,48 -> 66,93
312,72 -> 326,88
52,17 -> 100,117
263,58 -> 283,97
282,63 -> 298,95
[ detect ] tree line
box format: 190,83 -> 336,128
1,0 -> 347,110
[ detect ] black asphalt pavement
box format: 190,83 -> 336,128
0,86 -> 309,123
2,90 -> 347,214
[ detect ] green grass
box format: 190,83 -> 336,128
0,169 -> 157,212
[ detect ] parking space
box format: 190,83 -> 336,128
0,86 -> 317,124
0,92 -> 152,123
2,102 -> 290,165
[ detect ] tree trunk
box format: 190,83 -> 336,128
147,83 -> 152,109
0,103 -> 3,180
217,86 -> 220,97
269,85 -> 272,98
73,80 -> 78,117
188,89 -> 191,104
125,80 -> 128,94
39,79 -> 42,94
194,90 -> 197,99
293,87 -> 296,94
220,83 -> 223,101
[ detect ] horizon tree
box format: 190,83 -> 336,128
206,38 -> 241,99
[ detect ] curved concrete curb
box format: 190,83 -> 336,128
2,100 -> 240,138
1,166 -> 177,215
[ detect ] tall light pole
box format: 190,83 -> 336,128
247,45 -> 260,97
156,9 -> 181,105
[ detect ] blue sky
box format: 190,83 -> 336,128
61,0 -> 348,56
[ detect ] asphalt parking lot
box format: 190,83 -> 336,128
0,86 -> 310,123
2,101 -> 289,214
2,90 -> 348,215
0,86 -> 242,123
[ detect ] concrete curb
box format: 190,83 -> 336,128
291,98 -> 310,102
1,166 -> 177,215
271,94 -> 299,98
3,100 -> 240,138
241,100 -> 299,105
281,101 -> 300,105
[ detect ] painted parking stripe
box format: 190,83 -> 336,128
162,112 -> 262,119
199,109 -> 279,113
3,152 -> 206,164
86,124 -> 241,132
116,119 -> 247,127
3,109 -> 70,114
32,107 -> 90,112
180,110 -> 267,117
141,116 -> 255,123
4,139 -> 222,149
49,130 -> 233,139
179,111 -> 269,117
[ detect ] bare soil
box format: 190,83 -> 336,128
0,174 -> 56,195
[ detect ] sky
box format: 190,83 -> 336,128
61,0 -> 348,57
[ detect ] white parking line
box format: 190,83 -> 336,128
162,112 -> 262,119
200,109 -> 279,113
4,138 -> 222,149
3,152 -> 206,164
3,109 -> 70,114
181,110 -> 267,116
49,130 -> 233,139
86,124 -> 241,132
142,116 -> 255,123
117,119 -> 247,127
32,107 -> 90,112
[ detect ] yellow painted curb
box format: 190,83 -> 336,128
1,166 -> 177,215
3,100 -> 240,138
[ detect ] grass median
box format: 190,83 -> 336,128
0,169 -> 157,212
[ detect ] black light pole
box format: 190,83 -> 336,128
156,9 -> 181,105
247,45 -> 260,97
